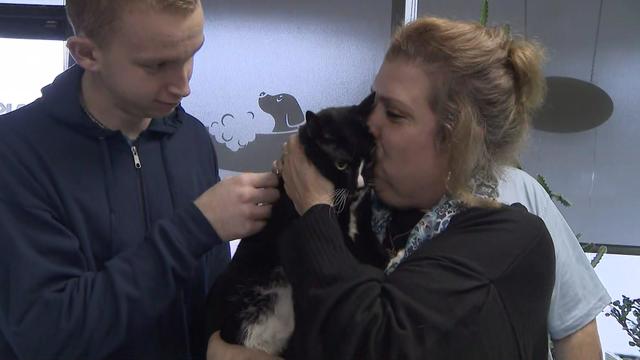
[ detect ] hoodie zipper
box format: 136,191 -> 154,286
133,143 -> 192,356
131,145 -> 142,169
131,144 -> 149,231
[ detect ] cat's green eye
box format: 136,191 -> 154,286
335,161 -> 348,171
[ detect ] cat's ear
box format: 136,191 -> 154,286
306,110 -> 318,120
305,110 -> 321,136
357,92 -> 376,113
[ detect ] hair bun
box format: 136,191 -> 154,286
507,38 -> 546,113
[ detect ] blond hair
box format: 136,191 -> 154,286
66,0 -> 200,45
386,16 -> 546,207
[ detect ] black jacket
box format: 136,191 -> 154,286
0,66 -> 229,360
280,202 -> 555,360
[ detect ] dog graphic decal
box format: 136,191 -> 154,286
209,92 -> 305,172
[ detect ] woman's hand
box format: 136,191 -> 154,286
207,331 -> 283,360
275,134 -> 335,215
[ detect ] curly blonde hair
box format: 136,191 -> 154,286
386,16 -> 546,207
66,0 -> 200,45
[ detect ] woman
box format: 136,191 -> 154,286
210,16 -> 553,360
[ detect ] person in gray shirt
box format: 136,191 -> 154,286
498,166 -> 611,360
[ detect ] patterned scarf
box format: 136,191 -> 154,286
371,175 -> 498,274
371,192 -> 463,274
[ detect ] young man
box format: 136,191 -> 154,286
0,1 -> 279,359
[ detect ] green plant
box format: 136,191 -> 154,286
533,174 -> 609,268
581,242 -> 607,268
536,175 -> 572,207
479,0 -> 511,37
479,0 -> 489,26
606,296 -> 640,349
535,174 -> 608,267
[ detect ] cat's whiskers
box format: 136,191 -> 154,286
332,188 -> 349,213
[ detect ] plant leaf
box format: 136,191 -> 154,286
480,0 -> 489,26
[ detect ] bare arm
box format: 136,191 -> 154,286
552,320 -> 603,360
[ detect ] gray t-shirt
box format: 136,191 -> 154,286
497,167 -> 611,356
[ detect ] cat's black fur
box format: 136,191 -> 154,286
204,93 -> 376,355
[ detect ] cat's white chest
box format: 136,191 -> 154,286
242,282 -> 295,355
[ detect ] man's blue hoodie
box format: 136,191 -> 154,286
0,66 -> 230,360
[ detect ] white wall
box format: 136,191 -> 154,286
183,0 -> 392,176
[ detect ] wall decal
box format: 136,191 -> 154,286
533,76 -> 614,133
258,92 -> 305,132
209,91 -> 304,172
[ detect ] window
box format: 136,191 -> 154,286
0,1 -> 69,115
0,2 -> 70,40
0,38 -> 66,115
0,1 -> 64,5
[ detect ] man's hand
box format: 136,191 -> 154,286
552,319 -> 603,360
195,172 -> 280,241
207,331 -> 283,360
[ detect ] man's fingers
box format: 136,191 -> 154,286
246,187 -> 279,207
247,171 -> 279,188
251,204 -> 272,220
248,219 -> 268,236
257,187 -> 280,205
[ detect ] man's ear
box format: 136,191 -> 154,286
66,36 -> 100,71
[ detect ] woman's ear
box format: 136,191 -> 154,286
66,36 -> 100,71
436,120 -> 454,153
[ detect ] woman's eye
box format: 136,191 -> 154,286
335,161 -> 348,171
386,111 -> 404,121
142,65 -> 158,72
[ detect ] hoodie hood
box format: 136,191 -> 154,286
40,65 -> 184,139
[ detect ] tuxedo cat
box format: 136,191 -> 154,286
204,93 -> 376,355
